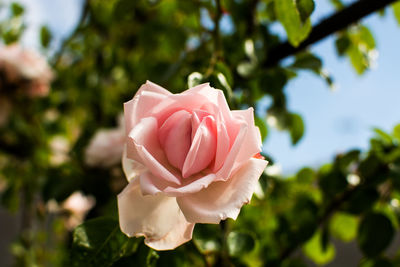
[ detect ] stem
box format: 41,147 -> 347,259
264,0 -> 398,67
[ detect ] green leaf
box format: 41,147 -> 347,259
336,149 -> 360,172
259,68 -> 288,96
275,0 -> 312,47
71,217 -> 141,267
393,124 -> 400,142
291,52 -> 322,72
374,128 -> 393,145
335,35 -> 351,56
216,72 -> 233,99
330,212 -> 358,242
318,170 -> 347,199
187,72 -> 203,88
193,224 -> 221,253
289,113 -> 305,145
393,2 -> 400,25
11,2 -> 24,16
303,230 -> 335,265
295,0 -> 315,22
255,116 -> 268,142
357,213 -> 394,257
226,231 -> 256,257
112,242 -> 159,267
348,45 -> 368,75
284,195 -> 318,244
330,0 -> 344,10
215,62 -> 233,86
296,167 -> 315,183
359,26 -> 375,49
40,26 -> 52,48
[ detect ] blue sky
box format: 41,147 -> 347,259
12,0 -> 400,174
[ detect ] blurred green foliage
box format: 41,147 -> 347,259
1,0 -> 400,266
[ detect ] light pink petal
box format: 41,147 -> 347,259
216,108 -> 262,181
128,117 -> 182,185
231,108 -> 262,149
85,128 -> 125,168
177,158 -> 268,224
215,121 -> 248,181
149,94 -> 211,125
124,91 -> 166,159
212,113 -> 230,172
124,81 -> 170,136
158,110 -> 192,170
216,90 -> 236,128
163,173 -> 216,196
140,171 -> 217,197
118,179 -> 194,250
145,217 -> 195,251
191,110 -> 211,138
183,83 -> 219,105
201,91 -> 241,148
140,171 -> 169,195
122,147 -> 147,182
182,116 -> 217,178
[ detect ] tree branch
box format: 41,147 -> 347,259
264,0 -> 398,67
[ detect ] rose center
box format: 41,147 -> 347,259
158,109 -> 217,178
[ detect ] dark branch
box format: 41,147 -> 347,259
264,0 -> 398,67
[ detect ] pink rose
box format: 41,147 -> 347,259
62,191 -> 95,230
0,44 -> 53,96
85,115 -> 125,168
118,81 -> 267,250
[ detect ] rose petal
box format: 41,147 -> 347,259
128,117 -> 181,185
177,158 -> 268,224
85,128 -> 125,168
150,93 -> 210,125
140,170 -> 217,197
216,108 -> 262,181
158,110 -> 192,170
122,147 -> 146,182
182,116 -> 217,178
215,120 -> 247,180
183,83 -> 219,105
145,217 -> 195,251
230,108 -> 262,167
118,179 -> 194,250
124,81 -> 170,136
212,113 -> 230,172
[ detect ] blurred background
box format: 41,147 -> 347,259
1,0 -> 400,266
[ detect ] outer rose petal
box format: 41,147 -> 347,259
122,147 -> 146,182
140,170 -> 217,197
177,158 -> 268,224
118,179 -> 194,250
124,80 -> 170,136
